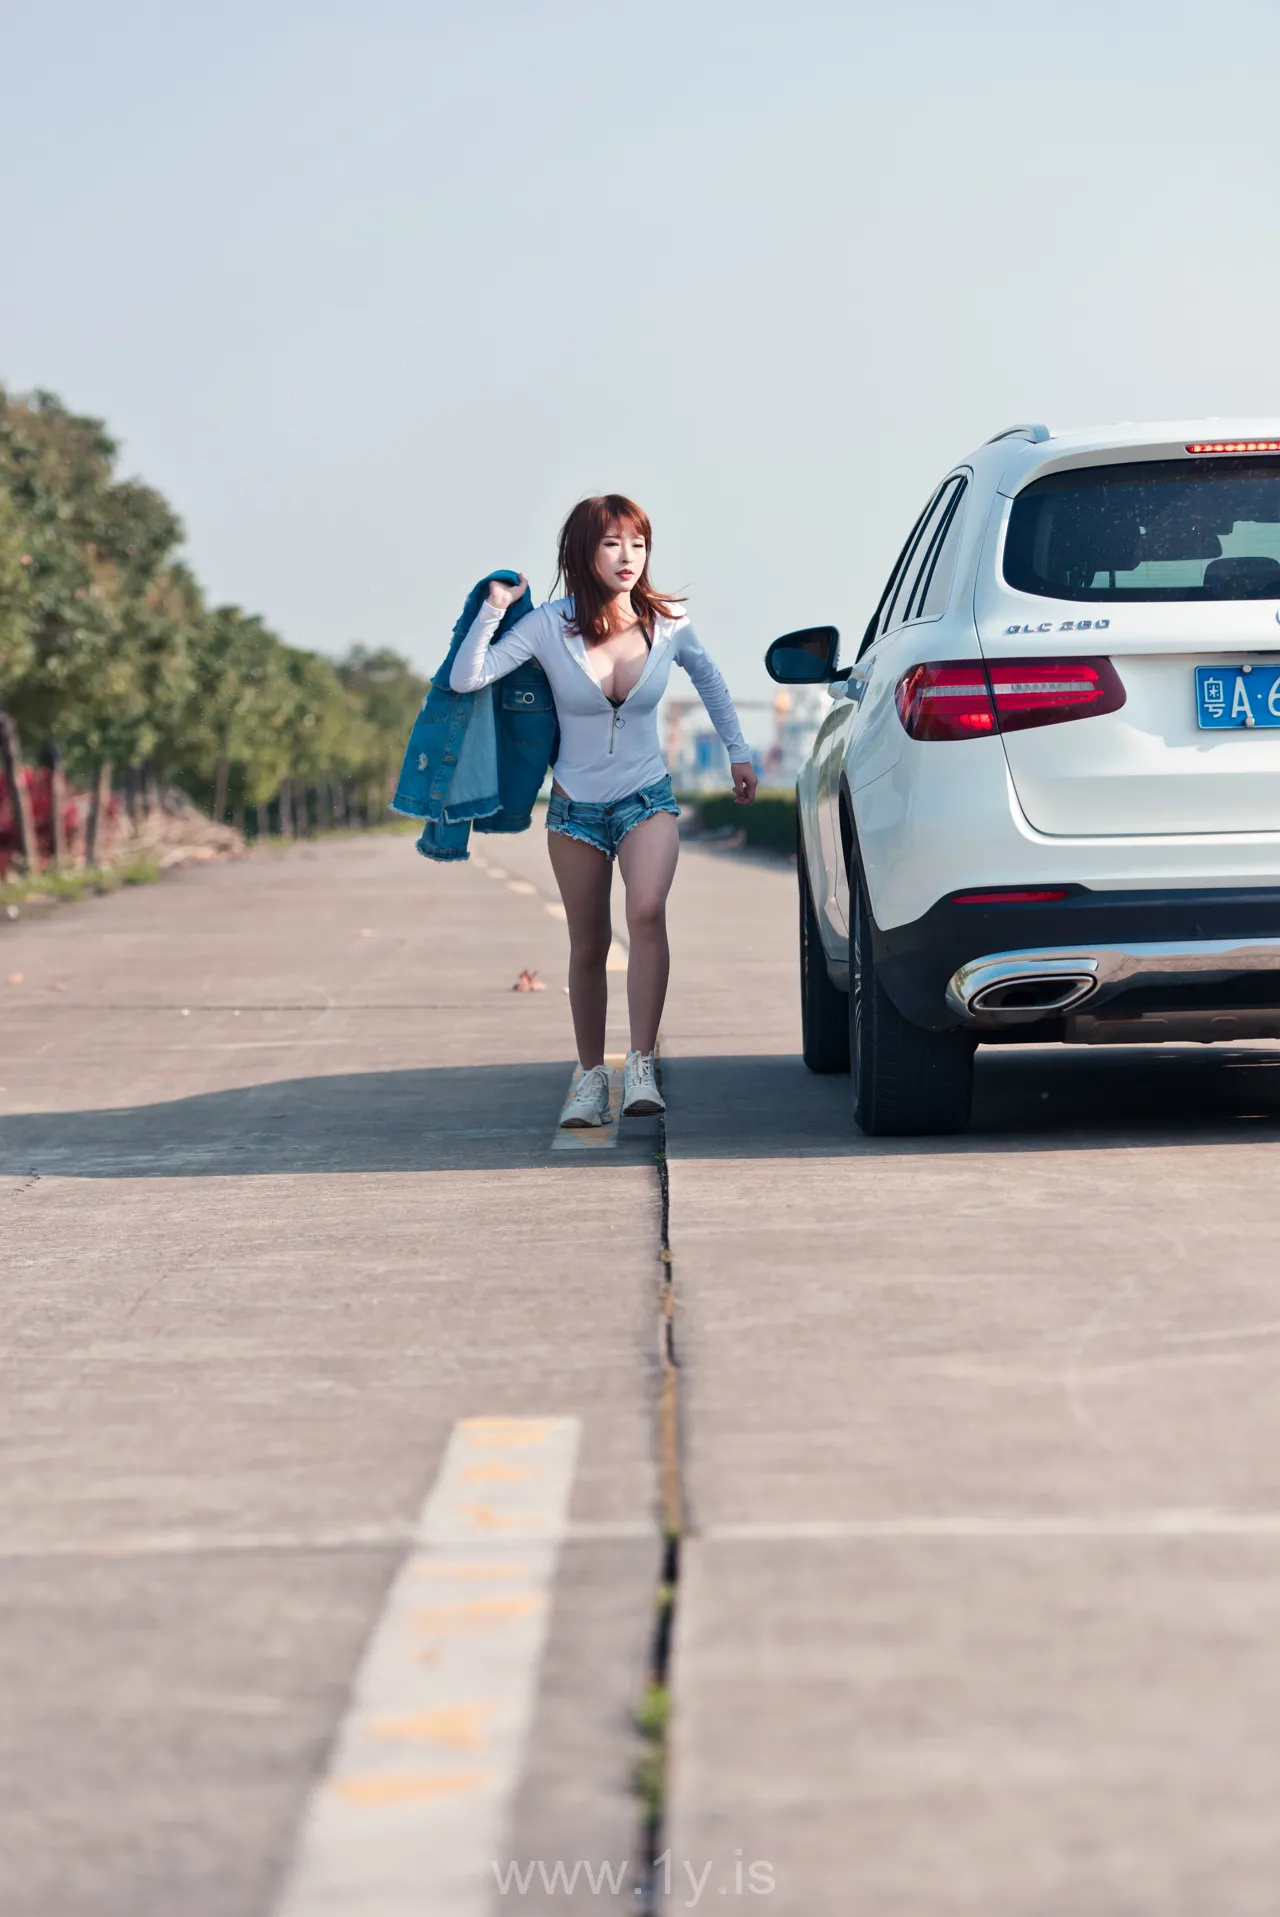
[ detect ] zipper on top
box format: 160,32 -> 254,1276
562,611 -> 656,753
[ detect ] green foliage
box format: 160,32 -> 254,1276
0,385 -> 426,815
0,853 -> 160,909
336,645 -> 430,782
633,1680 -> 671,1828
690,787 -> 797,853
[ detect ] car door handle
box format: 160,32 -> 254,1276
829,664 -> 872,702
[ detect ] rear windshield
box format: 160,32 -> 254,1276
1004,457 -> 1280,601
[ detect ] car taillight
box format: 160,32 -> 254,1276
894,663 -> 996,740
1188,439 -> 1280,454
986,657 -> 1125,732
895,657 -> 1125,740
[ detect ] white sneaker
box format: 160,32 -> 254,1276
622,1050 -> 665,1117
559,1063 -> 612,1128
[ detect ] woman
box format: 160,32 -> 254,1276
449,493 -> 757,1126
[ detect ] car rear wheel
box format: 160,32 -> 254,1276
799,826 -> 850,1074
850,879 -> 974,1135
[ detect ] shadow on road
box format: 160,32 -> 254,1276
3,1045 -> 1279,1179
664,1045 -> 1280,1158
0,1062 -> 661,1178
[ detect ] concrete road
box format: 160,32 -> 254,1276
659,841 -> 1280,1917
1,830 -> 662,1917
5,825 -> 1280,1916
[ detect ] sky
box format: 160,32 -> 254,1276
3,0 -> 1279,711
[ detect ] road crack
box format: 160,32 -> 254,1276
636,1078 -> 684,1913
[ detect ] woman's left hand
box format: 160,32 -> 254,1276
730,762 -> 758,804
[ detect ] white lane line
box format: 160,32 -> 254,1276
0,1519 -> 653,1563
479,848 -> 629,979
273,1417 -> 580,1917
702,1512 -> 1280,1542
550,1056 -> 624,1151
475,851 -> 626,965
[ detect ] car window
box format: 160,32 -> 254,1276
910,479 -> 969,621
858,500 -> 933,656
1004,456 -> 1280,601
879,485 -> 953,639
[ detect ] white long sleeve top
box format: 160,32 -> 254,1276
448,596 -> 751,804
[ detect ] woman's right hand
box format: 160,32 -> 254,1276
487,573 -> 528,611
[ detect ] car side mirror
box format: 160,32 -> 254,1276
764,625 -> 843,685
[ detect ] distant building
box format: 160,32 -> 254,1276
766,687 -> 825,786
686,728 -> 731,790
663,687 -> 824,792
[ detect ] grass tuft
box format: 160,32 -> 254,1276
635,1681 -> 670,1742
0,855 -> 162,911
633,1681 -> 671,1827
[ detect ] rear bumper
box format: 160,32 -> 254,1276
875,886 -> 1280,1031
947,936 -> 1280,1026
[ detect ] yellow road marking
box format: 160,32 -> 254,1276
371,1704 -> 493,1749
458,1502 -> 516,1529
415,1593 -> 548,1620
273,1418 -> 580,1916
462,1462 -> 532,1483
506,879 -> 536,895
459,1417 -> 550,1444
458,1501 -> 547,1532
333,1772 -> 487,1808
554,1125 -> 616,1151
412,1594 -> 548,1632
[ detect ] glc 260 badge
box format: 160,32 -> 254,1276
1004,618 -> 1112,634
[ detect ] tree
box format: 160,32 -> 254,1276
0,382 -> 430,861
336,644 -> 429,796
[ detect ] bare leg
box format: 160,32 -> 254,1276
547,829 -> 614,1069
616,812 -> 680,1055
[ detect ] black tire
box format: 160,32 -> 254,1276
799,825 -> 850,1074
850,879 -> 974,1135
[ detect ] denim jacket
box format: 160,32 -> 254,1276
391,572 -> 559,862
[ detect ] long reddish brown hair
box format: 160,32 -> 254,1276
555,494 -> 683,643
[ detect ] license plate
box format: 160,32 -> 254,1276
1196,665 -> 1280,729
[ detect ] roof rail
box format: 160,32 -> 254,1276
985,422 -> 1051,445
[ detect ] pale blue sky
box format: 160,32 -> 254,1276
2,0 -> 1277,699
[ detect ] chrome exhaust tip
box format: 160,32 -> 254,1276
969,974 -> 1097,1016
946,951 -> 1102,1025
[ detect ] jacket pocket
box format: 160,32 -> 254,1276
501,674 -> 555,715
495,666 -> 557,823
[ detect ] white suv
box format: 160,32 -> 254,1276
767,419 -> 1280,1134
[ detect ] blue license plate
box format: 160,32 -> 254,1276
1196,665 -> 1280,728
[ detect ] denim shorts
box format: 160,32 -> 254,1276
545,776 -> 680,860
